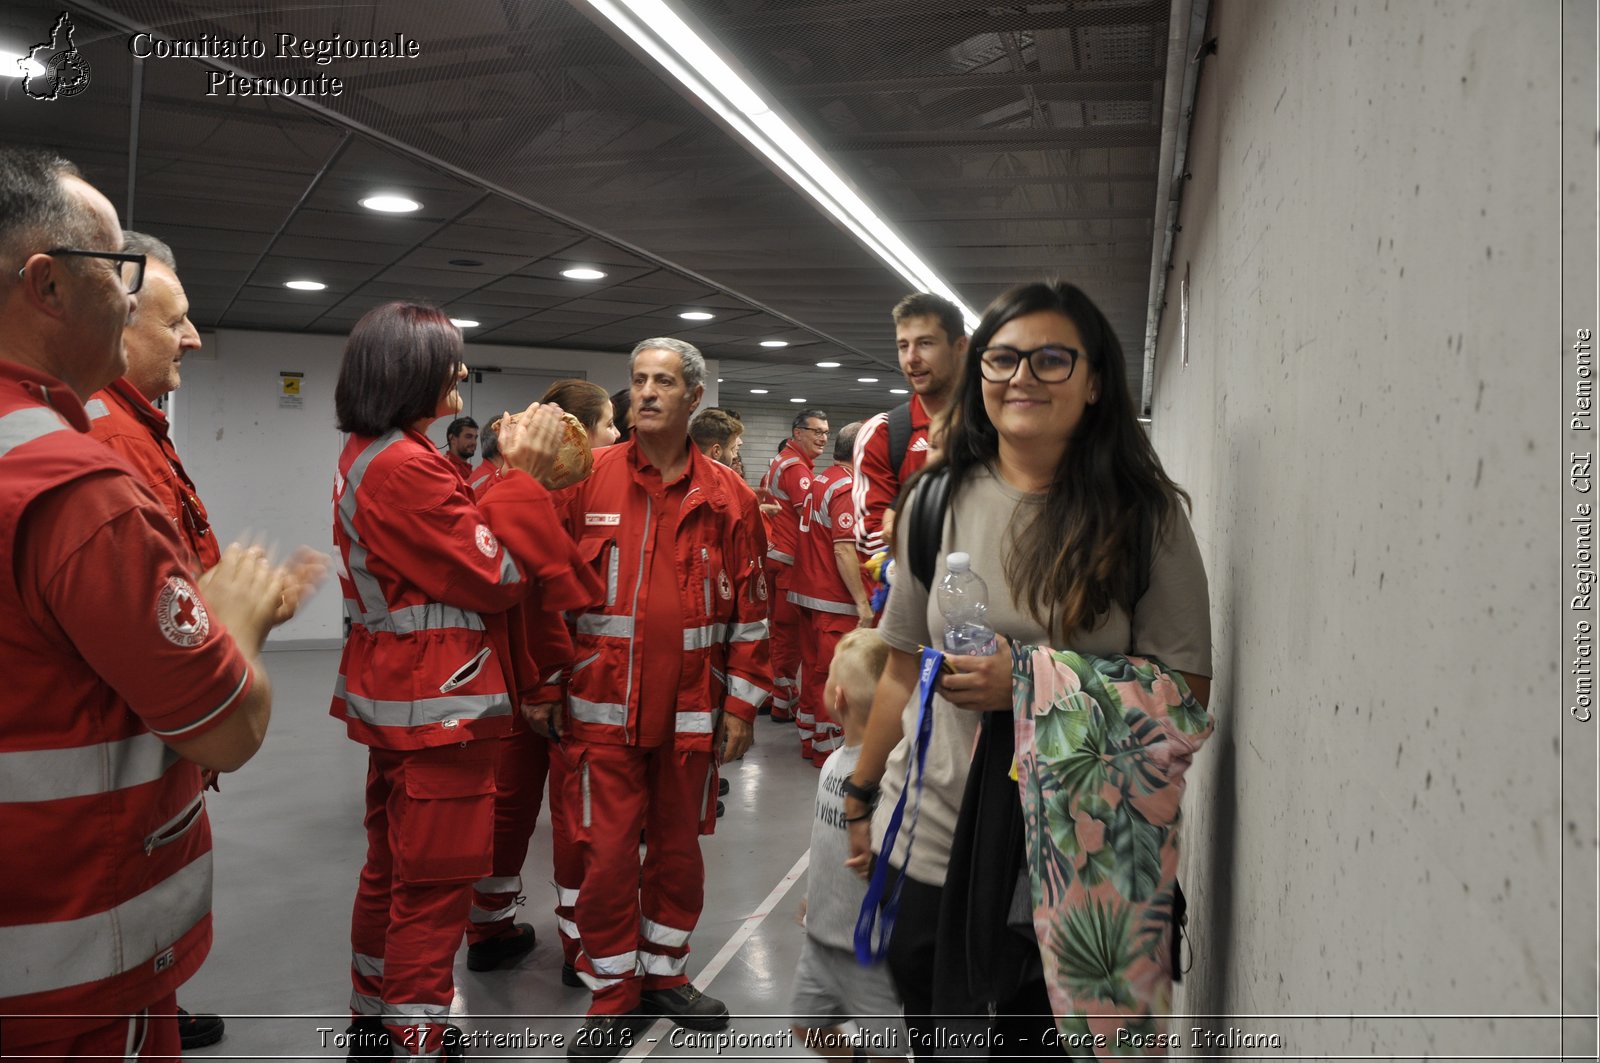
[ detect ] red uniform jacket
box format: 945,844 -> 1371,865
789,464 -> 863,615
86,377 -> 221,569
851,394 -> 932,555
560,440 -> 773,751
331,429 -> 530,750
0,362 -> 251,1040
759,439 -> 814,566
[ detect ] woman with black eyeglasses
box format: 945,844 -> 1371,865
844,281 -> 1214,1058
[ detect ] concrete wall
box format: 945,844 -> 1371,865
1147,1 -> 1584,1054
720,399 -> 891,486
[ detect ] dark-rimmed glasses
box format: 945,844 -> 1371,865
978,344 -> 1081,384
796,425 -> 829,437
18,249 -> 147,294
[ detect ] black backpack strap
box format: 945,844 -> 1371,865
905,464 -> 953,591
885,401 -> 913,477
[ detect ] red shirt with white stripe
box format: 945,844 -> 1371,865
789,464 -> 863,615
850,394 -> 931,555
759,438 -> 814,566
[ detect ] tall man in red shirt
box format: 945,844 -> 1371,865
558,338 -> 771,1061
0,148 -> 315,1062
851,293 -> 967,557
760,408 -> 828,750
789,422 -> 870,767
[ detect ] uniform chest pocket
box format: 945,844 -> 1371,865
698,545 -> 727,616
580,536 -> 619,608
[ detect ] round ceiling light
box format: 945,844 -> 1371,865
284,279 -> 326,291
759,340 -> 789,348
790,398 -> 807,403
562,267 -> 607,280
360,194 -> 421,213
679,311 -> 715,321
451,318 -> 480,328
750,388 -> 769,395
816,361 -> 841,368
890,388 -> 909,395
857,377 -> 879,383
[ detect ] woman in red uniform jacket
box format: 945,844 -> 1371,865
330,302 -> 560,1063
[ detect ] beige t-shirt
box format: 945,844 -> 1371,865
872,463 -> 1212,884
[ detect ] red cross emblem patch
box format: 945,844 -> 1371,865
157,576 -> 209,647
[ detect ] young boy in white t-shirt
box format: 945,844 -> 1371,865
789,628 -> 909,1063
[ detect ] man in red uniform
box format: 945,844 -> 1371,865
558,337 -> 771,1061
789,422 -> 870,767
760,408 -> 828,745
851,293 -> 968,557
0,148 -> 312,1062
443,415 -> 478,481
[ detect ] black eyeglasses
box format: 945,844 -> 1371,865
796,425 -> 829,437
19,249 -> 147,294
978,344 -> 1081,384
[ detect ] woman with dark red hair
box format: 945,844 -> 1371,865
329,301 -> 563,1062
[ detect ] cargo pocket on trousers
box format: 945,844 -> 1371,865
395,746 -> 497,884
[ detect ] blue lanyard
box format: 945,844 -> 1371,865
854,645 -> 943,965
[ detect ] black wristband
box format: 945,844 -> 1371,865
844,812 -> 873,824
841,777 -> 880,805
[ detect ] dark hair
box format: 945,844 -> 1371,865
792,408 -> 827,431
690,407 -> 744,450
892,292 -> 966,342
335,302 -> 463,437
834,421 -> 862,462
542,379 -> 611,431
945,280 -> 1189,638
446,416 -> 478,439
480,421 -> 501,462
0,148 -> 93,277
610,387 -> 633,444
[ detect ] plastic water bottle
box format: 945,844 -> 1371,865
937,552 -> 998,656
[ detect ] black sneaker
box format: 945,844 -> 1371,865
561,963 -> 584,988
717,777 -> 730,796
715,800 -> 725,818
344,1018 -> 391,1063
177,1008 -> 225,1050
466,923 -> 536,972
566,1013 -> 642,1061
638,983 -> 729,1031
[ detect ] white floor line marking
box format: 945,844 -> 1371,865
625,848 -> 811,1060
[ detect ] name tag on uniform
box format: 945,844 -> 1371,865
585,513 -> 622,526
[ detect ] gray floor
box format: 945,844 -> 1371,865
190,648 -> 827,1061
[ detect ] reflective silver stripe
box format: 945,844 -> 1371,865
338,431 -> 407,624
557,916 -> 580,939
470,900 -> 518,923
475,875 -> 521,894
674,711 -> 714,734
496,547 -> 521,586
147,666 -> 251,739
337,678 -> 511,729
0,851 -> 211,997
0,406 -> 69,458
787,591 -> 857,616
350,990 -> 383,1016
385,1001 -> 453,1023
352,953 -> 385,978
365,603 -> 485,635
577,613 -> 635,638
570,652 -> 601,675
640,917 -> 691,948
578,971 -> 625,991
606,543 -> 619,607
85,398 -> 110,420
556,887 -> 580,906
0,732 -> 181,804
682,623 -> 725,651
728,620 -> 767,643
568,697 -> 628,727
766,549 -> 794,565
589,950 -> 637,976
639,951 -> 689,976
822,475 -> 853,508
723,673 -> 768,708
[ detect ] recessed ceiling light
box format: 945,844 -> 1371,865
750,388 -> 769,394
790,398 -> 806,403
562,267 -> 607,280
679,310 -> 715,321
759,340 -> 789,348
816,361 -> 841,368
857,377 -> 879,383
0,54 -> 46,78
451,318 -> 480,328
890,388 -> 909,395
360,194 -> 421,213
284,280 -> 326,291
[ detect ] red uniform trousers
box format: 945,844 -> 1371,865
568,740 -> 716,1015
4,991 -> 180,1062
548,742 -> 583,967
797,610 -> 854,767
768,564 -> 803,728
467,718 -> 551,945
350,742 -> 496,1059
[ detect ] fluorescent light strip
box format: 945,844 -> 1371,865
583,0 -> 978,331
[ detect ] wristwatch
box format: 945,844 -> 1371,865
841,776 -> 880,807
